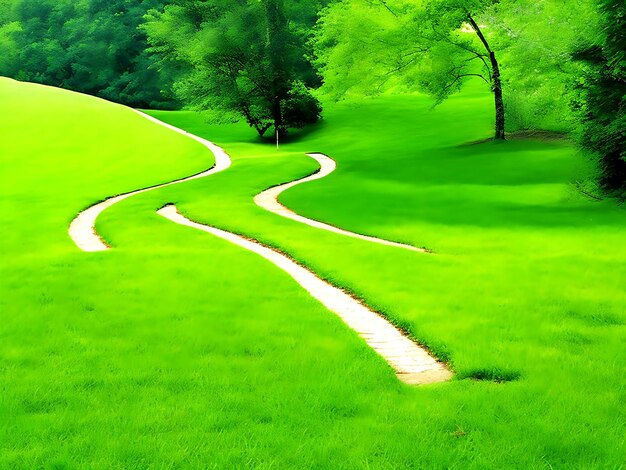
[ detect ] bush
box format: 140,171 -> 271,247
282,81 -> 322,130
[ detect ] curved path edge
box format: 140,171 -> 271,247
254,153 -> 431,253
157,204 -> 452,385
68,109 -> 231,252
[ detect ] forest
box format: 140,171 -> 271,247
0,0 -> 624,197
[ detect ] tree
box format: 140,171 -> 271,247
0,0 -> 176,108
142,0 -> 323,139
315,0 -> 510,139
573,0 -> 626,199
466,11 -> 505,140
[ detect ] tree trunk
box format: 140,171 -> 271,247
265,0 -> 289,140
490,51 -> 505,140
468,14 -> 506,140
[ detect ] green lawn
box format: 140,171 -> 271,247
1,76 -> 624,468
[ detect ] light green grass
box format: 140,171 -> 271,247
1,76 -> 624,468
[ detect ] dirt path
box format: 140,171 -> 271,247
68,109 -> 231,252
158,204 -> 452,385
254,153 -> 430,253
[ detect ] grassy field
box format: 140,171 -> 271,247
1,76 -> 625,468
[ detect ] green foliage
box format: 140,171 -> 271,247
313,0 -> 496,96
312,0 -> 419,99
142,0 -> 325,137
0,0 -> 176,108
282,80 -> 323,128
573,0 -> 626,199
489,0 -> 599,132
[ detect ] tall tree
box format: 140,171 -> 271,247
143,0 -> 323,138
466,12 -> 505,140
314,0 -> 510,139
574,0 -> 626,199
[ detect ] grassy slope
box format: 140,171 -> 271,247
1,77 -> 624,468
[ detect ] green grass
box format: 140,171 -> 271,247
1,76 -> 625,468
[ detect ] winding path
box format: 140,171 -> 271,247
68,115 -> 449,384
255,153 -> 430,253
158,204 -> 451,385
68,109 -> 231,252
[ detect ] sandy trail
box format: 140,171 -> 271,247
255,153 -> 430,253
68,109 -> 231,252
158,204 -> 451,385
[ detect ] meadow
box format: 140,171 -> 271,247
1,76 -> 625,468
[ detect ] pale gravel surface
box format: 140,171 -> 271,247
254,153 -> 430,253
68,109 -> 231,252
158,204 -> 452,385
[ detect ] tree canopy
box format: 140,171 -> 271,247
142,0 -> 325,138
0,0 -> 176,108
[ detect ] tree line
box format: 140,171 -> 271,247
0,0 -> 175,108
0,0 -> 623,198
